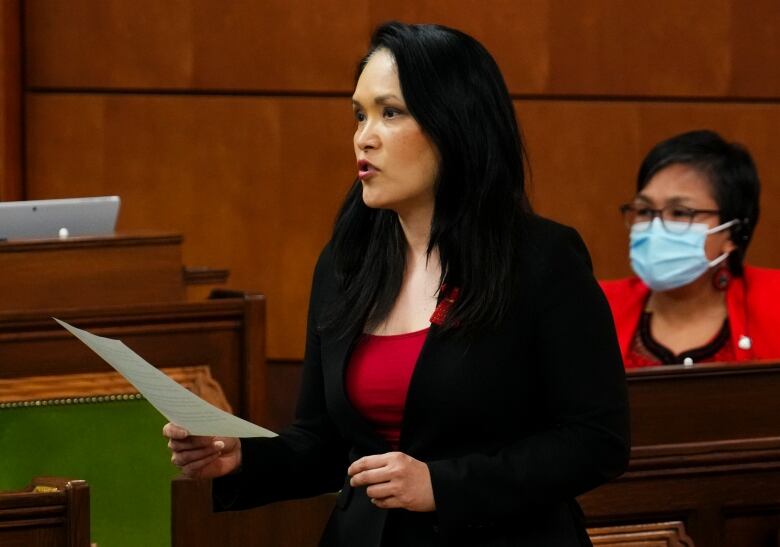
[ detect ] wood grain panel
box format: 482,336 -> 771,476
24,0 -> 369,91
24,0 -> 780,97
589,521 -> 694,546
26,94 -> 780,357
375,0 -> 779,97
723,511 -> 780,547
25,94 -> 780,357
0,478 -> 90,547
730,0 -> 780,97
545,0 -> 732,97
369,0 -> 553,94
24,0 -> 196,89
518,100 -> 780,280
0,296 -> 267,423
188,0 -> 368,91
0,233 -> 185,312
25,93 -> 355,359
172,478 -> 335,547
0,0 -> 22,201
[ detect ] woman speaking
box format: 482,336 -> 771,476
164,22 -> 630,546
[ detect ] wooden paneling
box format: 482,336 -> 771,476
730,0 -> 780,98
0,233 -> 185,312
369,0 -> 553,95
589,521 -> 694,546
24,0 -> 368,91
520,100 -> 780,279
0,0 -> 22,201
0,296 -> 267,424
24,0 -> 196,89
373,1 -> 733,96
374,0 -> 780,98
18,2 -> 780,358
544,1 -> 733,97
172,478 -> 335,547
25,94 -> 780,357
578,361 -> 780,546
188,0 -> 368,92
24,0 -> 780,98
723,511 -> 780,547
24,93 -> 355,359
0,478 -> 90,547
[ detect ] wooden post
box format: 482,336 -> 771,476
0,0 -> 23,201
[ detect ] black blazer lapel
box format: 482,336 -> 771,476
321,327 -> 390,455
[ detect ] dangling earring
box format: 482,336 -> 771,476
712,266 -> 731,291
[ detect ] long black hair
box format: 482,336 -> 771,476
328,22 -> 531,337
637,129 -> 761,276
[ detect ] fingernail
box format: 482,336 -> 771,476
214,440 -> 225,450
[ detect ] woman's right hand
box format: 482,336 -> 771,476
163,422 -> 241,479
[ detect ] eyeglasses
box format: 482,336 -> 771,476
619,203 -> 721,234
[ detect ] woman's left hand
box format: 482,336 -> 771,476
348,451 -> 435,512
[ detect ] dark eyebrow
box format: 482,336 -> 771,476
351,94 -> 402,107
373,94 -> 402,104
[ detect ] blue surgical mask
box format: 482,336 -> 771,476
629,218 -> 738,292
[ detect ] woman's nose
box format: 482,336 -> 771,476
355,121 -> 379,151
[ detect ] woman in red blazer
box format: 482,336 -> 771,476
601,130 -> 780,368
164,22 -> 629,546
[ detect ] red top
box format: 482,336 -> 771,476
625,311 -> 736,367
346,327 -> 429,449
599,265 -> 780,368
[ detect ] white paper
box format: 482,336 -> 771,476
54,318 -> 277,438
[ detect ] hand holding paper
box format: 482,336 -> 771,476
54,318 -> 276,438
164,421 -> 243,479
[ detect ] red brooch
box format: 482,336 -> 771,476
430,286 -> 460,326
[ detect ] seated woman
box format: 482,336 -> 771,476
601,129 -> 780,368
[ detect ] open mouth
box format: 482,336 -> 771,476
357,160 -> 379,179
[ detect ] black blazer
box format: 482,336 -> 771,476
213,215 -> 630,547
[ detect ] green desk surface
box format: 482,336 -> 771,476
0,397 -> 179,547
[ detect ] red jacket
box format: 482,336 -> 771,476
600,265 -> 780,367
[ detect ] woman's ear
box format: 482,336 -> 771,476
723,232 -> 738,254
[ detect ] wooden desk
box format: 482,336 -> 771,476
0,477 -> 89,547
0,231 -> 267,422
580,361 -> 780,547
0,294 -> 267,423
0,230 -> 268,545
0,232 -> 185,311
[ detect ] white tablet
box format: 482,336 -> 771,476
0,196 -> 121,241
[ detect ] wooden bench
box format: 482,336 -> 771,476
0,476 -> 90,547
